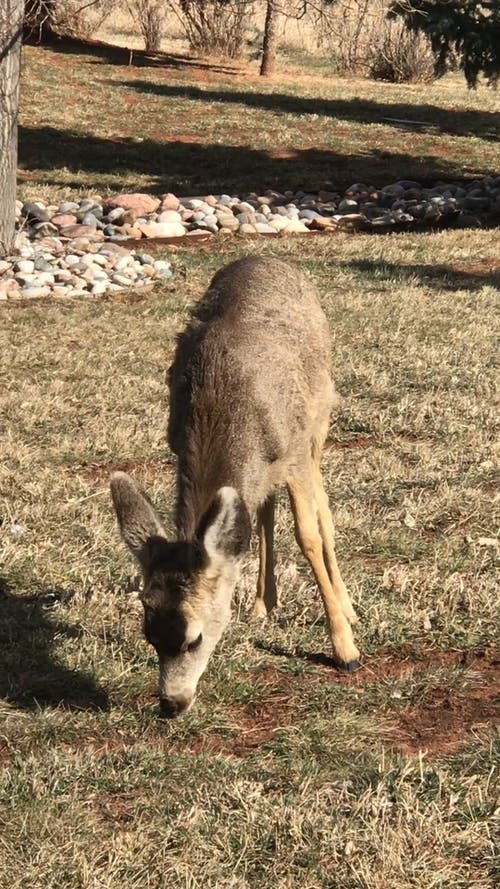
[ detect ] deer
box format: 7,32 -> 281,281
110,255 -> 360,718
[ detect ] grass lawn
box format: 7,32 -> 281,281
1,230 -> 499,888
17,39 -> 499,203
1,36 -> 499,889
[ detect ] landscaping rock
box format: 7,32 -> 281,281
22,202 -> 50,222
60,224 -> 104,240
160,192 -> 180,211
105,193 -> 160,215
4,176 -> 498,301
32,222 -> 59,237
59,201 -> 79,214
51,214 -> 78,227
158,210 -> 182,224
254,222 -> 278,234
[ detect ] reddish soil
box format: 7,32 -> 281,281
452,259 -> 500,277
179,645 -> 500,760
1,647 -> 496,767
395,669 -> 500,756
96,792 -> 136,824
66,457 -> 173,482
166,134 -> 204,144
267,148 -> 300,160
325,435 -> 378,450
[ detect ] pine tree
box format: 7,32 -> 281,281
390,1 -> 500,87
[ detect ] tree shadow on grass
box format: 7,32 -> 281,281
123,81 -> 500,143
0,576 -> 109,711
343,259 -> 500,291
31,35 -> 500,144
18,125 -> 475,198
29,33 -> 241,75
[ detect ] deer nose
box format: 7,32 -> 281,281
159,696 -> 191,719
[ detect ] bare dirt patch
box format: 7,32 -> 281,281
452,259 -> 500,278
325,435 -> 378,450
66,457 -> 173,482
95,791 -> 136,825
180,646 -> 499,759
395,670 -> 500,756
187,694 -> 293,758
166,134 -> 204,144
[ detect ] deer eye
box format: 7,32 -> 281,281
187,633 -> 203,652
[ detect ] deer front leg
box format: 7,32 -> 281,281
252,494 -> 278,618
287,476 -> 360,671
312,465 -> 358,625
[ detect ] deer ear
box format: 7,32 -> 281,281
197,487 -> 251,565
110,472 -> 167,568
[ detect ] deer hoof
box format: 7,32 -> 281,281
334,658 -> 361,674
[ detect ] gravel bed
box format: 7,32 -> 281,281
1,176 -> 498,300
0,233 -> 172,301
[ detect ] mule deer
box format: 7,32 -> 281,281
111,256 -> 359,717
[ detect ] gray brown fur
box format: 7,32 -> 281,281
168,256 -> 334,536
111,255 -> 360,717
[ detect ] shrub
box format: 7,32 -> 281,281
318,0 -> 436,82
171,0 -> 253,58
367,17 -> 436,83
128,0 -> 165,52
24,0 -> 116,41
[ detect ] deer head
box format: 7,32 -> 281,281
110,472 -> 251,716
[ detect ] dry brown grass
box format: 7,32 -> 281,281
1,231 -> 499,888
17,36 -> 499,205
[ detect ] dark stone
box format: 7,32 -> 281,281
395,180 -> 422,190
22,202 -> 50,222
299,209 -> 321,220
463,196 -> 491,211
455,214 -> 482,229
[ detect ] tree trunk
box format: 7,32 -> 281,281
260,0 -> 281,76
0,1 -> 24,255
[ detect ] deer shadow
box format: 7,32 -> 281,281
0,576 -> 108,711
254,639 -> 342,669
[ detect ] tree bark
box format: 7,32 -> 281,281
0,1 -> 24,255
260,0 -> 281,76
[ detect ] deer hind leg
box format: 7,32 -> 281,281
287,474 -> 360,670
252,494 -> 278,618
312,462 -> 358,625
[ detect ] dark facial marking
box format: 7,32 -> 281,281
143,607 -> 188,658
187,632 -> 203,652
145,537 -> 206,578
